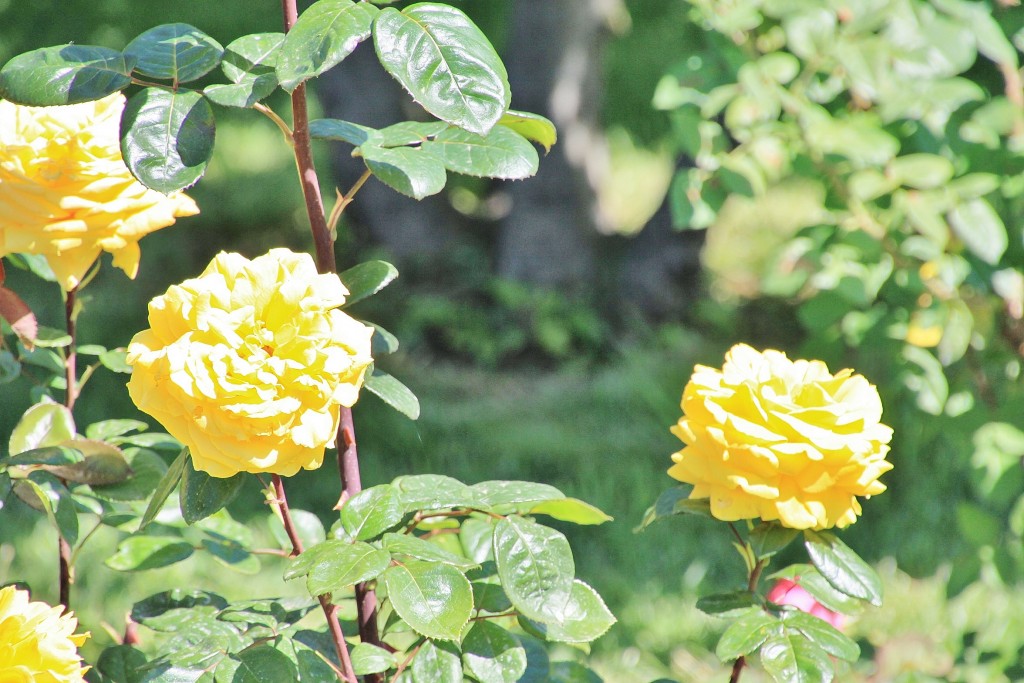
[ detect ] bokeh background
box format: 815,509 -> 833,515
4,1 -> 1024,680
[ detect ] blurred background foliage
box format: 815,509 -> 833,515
5,0 -> 1024,680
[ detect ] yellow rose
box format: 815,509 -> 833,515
0,94 -> 198,290
0,585 -> 90,682
126,249 -> 374,477
668,344 -> 893,530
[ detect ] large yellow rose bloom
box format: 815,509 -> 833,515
0,585 -> 89,682
126,249 -> 374,477
668,344 -> 893,530
0,94 -> 198,290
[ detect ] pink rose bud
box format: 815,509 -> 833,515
766,578 -> 846,630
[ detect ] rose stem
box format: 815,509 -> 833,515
728,557 -> 769,683
57,285 -> 79,608
273,475 -> 357,683
279,0 -> 383,677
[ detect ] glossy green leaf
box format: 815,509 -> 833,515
9,400 -> 75,455
277,0 -> 380,91
462,621 -> 527,683
179,455 -> 245,524
382,532 -> 477,569
804,530 -> 883,606
96,645 -> 147,683
637,486 -> 713,530
374,120 -> 449,147
716,607 -> 780,662
201,537 -> 260,574
383,561 -> 473,640
91,447 -> 168,502
217,645 -> 297,683
370,322 -> 400,355
19,471 -> 78,545
32,326 -> 72,348
696,590 -> 759,615
269,508 -> 326,550
338,484 -> 404,541
948,198 -> 1007,265
138,448 -> 187,531
422,126 -> 537,179
221,32 -> 283,84
470,481 -> 564,507
0,45 -> 133,105
524,579 -> 616,643
547,662 -> 602,683
350,643 -> 396,676
373,3 -> 510,135
498,111 -> 556,152
394,473 -> 482,512
46,439 -> 131,485
760,631 -> 833,683
120,87 -> 215,193
750,522 -> 800,559
493,516 -> 574,624
99,348 -> 132,374
124,24 -> 223,83
769,565 -> 863,615
85,419 -> 148,442
131,589 -> 227,622
106,535 -> 194,571
204,81 -> 276,109
4,445 -> 83,467
784,611 -> 859,661
308,118 -> 374,145
361,143 -> 447,199
473,579 -> 512,613
365,368 -> 421,419
339,260 -> 400,306
411,640 -> 462,683
460,517 -> 496,563
285,539 -> 390,595
526,498 -> 612,525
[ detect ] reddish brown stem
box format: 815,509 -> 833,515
272,475 -> 357,683
58,285 -> 78,609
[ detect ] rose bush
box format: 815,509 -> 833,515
766,578 -> 846,630
126,248 -> 374,477
0,586 -> 89,682
668,343 -> 894,530
0,93 -> 197,290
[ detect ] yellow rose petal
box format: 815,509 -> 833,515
0,586 -> 89,682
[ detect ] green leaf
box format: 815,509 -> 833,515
360,143 -> 447,199
547,662 -> 602,683
269,508 -> 326,550
472,579 -> 511,613
498,110 -> 556,153
383,561 -> 473,640
9,400 -> 75,455
285,539 -> 390,595
0,45 -> 133,105
201,537 -> 260,575
19,471 -> 79,545
383,532 -> 477,569
462,621 -> 528,683
804,530 -> 883,606
696,590 -> 759,615
373,3 -> 510,135
394,473 -> 482,512
889,154 -> 954,190
204,81 -> 277,109
716,607 -> 781,662
422,126 -> 537,179
85,419 -> 148,442
411,640 -> 462,683
339,260 -> 400,307
0,349 -> 20,384
120,87 -> 215,193
46,439 -> 131,485
99,348 -> 132,374
218,645 -> 298,683
365,369 -> 421,419
526,498 -> 612,525
948,198 -> 1007,265
956,502 -> 1003,548
374,120 -> 449,147
220,31 -> 283,86
106,535 -> 194,571
783,610 -> 859,662
370,322 -> 400,356
4,445 -> 83,467
277,0 -> 380,91
769,565 -> 863,615
308,118 -> 374,145
96,645 -> 147,683
750,522 -> 800,560
637,486 -> 713,530
351,643 -> 396,676
760,630 -> 834,683
470,481 -> 564,507
338,484 -> 404,541
460,518 -> 496,563
523,579 -> 616,643
91,447 -> 168,502
124,24 -> 223,83
178,455 -> 245,525
131,588 -> 227,622
138,448 -> 187,531
493,516 -> 574,624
